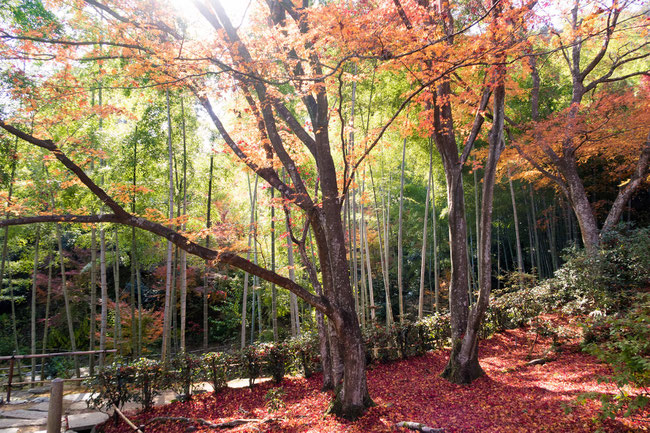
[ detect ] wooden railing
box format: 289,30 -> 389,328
0,349 -> 117,403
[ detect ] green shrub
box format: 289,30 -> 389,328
485,284 -> 548,335
167,352 -> 201,401
543,225 -> 650,315
265,387 -> 286,412
240,344 -> 263,387
580,293 -> 650,419
261,342 -> 289,384
363,324 -> 398,363
287,332 -> 319,378
414,313 -> 451,351
86,361 -> 135,413
201,351 -> 232,393
131,358 -> 164,411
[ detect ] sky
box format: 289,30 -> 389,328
169,0 -> 255,35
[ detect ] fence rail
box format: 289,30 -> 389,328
1,349 -> 117,403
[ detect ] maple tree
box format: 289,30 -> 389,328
505,0 -> 650,254
2,0 -> 647,423
0,0 -> 526,414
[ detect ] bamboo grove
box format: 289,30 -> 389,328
0,0 -> 648,419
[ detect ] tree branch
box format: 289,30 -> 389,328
459,87 -> 491,166
0,122 -> 330,315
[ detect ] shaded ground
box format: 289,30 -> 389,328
101,315 -> 648,433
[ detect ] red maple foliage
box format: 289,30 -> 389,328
101,316 -> 647,433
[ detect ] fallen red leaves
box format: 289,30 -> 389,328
101,315 -> 648,433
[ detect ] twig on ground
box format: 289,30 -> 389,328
112,404 -> 143,433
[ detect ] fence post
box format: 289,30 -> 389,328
6,356 -> 14,402
47,378 -> 64,433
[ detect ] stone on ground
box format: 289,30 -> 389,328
29,402 -> 50,412
66,412 -> 108,431
62,393 -> 92,403
0,418 -> 47,428
0,410 -> 49,420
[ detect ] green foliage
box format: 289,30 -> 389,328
0,0 -> 60,34
265,387 -> 286,413
363,323 -> 398,363
580,293 -> 650,420
200,351 -> 232,393
240,344 -> 263,388
0,315 -> 16,356
485,282 -> 547,335
260,342 -> 289,384
413,313 -> 452,352
131,358 -> 164,411
87,361 -> 135,411
286,332 -> 320,378
362,314 -> 452,364
542,225 -> 650,314
41,356 -> 74,379
167,352 -> 201,401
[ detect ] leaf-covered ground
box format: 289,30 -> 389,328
102,316 -> 648,433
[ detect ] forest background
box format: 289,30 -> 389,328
0,0 -> 648,423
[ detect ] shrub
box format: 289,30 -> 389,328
265,387 -> 286,412
414,313 -> 451,351
543,225 -> 650,315
131,358 -> 164,411
261,342 -> 289,384
580,293 -> 650,419
201,351 -> 232,393
167,352 -> 201,401
86,361 -> 135,418
363,323 -> 399,363
485,284 -> 548,335
240,344 -> 263,388
287,332 -> 320,378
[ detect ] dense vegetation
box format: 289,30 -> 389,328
0,0 -> 648,426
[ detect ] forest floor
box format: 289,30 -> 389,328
101,314 -> 648,433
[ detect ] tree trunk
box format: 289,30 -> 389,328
56,224 -> 80,377
529,186 -> 542,277
270,188 -> 278,341
285,217 -> 299,337
89,227 -> 97,372
369,167 -> 393,326
130,131 -> 137,358
473,164 -> 481,285
442,35 -> 506,382
602,131 -> 650,233
361,197 -> 376,322
204,155 -> 214,349
99,227 -> 108,369
30,226 -> 41,384
113,227 -> 122,355
9,269 -> 23,381
431,177 -> 440,313
136,260 -> 143,356
162,89 -> 174,362
397,138 -> 406,323
241,174 -> 258,348
434,80 -> 471,381
179,97 -> 188,353
418,139 -> 433,319
42,247 -> 53,355
507,165 -> 524,277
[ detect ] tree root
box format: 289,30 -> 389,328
144,416 -> 262,430
396,421 -> 445,432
